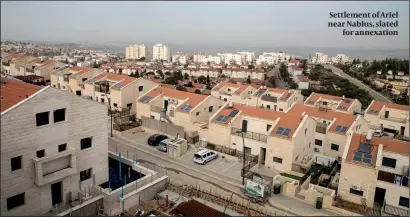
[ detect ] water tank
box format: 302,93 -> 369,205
228,100 -> 233,108
366,130 -> 373,141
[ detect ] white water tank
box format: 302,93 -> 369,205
366,130 -> 373,141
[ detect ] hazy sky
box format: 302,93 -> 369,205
1,1 -> 409,49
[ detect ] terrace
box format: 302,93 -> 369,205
231,127 -> 268,143
379,115 -> 407,124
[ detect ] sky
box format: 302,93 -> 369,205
1,1 -> 409,50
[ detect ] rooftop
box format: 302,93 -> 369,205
87,72 -> 136,89
346,133 -> 409,167
366,100 -> 409,115
171,199 -> 230,217
288,104 -> 357,135
304,92 -> 356,111
1,77 -> 42,112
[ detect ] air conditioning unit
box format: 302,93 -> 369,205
314,147 -> 320,152
352,184 -> 361,191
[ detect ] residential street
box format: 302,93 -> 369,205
324,64 -> 392,103
266,65 -> 288,89
108,131 -> 341,216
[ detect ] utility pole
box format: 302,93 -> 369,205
105,80 -> 113,137
241,119 -> 248,186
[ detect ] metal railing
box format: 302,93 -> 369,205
377,170 -> 409,187
315,126 -> 327,134
150,106 -> 164,113
380,115 -> 407,124
231,127 -> 268,143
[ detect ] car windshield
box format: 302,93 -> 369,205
194,154 -> 202,159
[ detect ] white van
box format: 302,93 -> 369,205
193,149 -> 218,165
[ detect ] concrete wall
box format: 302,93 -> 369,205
120,82 -> 137,113
291,116 -> 316,167
1,87 -> 108,216
338,162 -> 377,208
323,132 -> 347,160
191,96 -> 226,123
377,180 -> 409,208
265,137 -> 293,172
141,116 -> 184,137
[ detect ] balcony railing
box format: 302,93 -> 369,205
380,115 -> 407,124
377,170 -> 409,187
261,95 -> 278,103
95,86 -> 110,94
151,106 -> 164,113
231,127 -> 268,143
316,126 -> 327,134
2,62 -> 10,66
369,125 -> 382,130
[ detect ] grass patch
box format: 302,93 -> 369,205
280,173 -> 301,180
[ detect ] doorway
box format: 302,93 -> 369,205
260,147 -> 266,165
51,181 -> 62,206
384,111 -> 389,119
164,100 -> 169,111
374,187 -> 386,205
400,126 -> 405,136
76,90 -> 81,96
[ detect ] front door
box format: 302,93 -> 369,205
260,148 -> 266,165
76,90 -> 81,96
374,187 -> 386,205
400,126 -> 405,136
51,181 -> 62,205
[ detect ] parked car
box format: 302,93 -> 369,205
157,139 -> 171,152
147,134 -> 168,146
193,149 -> 218,165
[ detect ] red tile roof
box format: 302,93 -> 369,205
296,75 -> 310,82
1,77 -> 42,112
346,133 -> 408,167
145,87 -> 207,110
366,100 -> 409,115
290,59 -> 300,64
288,104 -> 356,135
70,66 -> 94,75
304,92 -> 356,111
93,72 -> 136,86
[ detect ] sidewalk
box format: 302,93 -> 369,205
111,134 -> 342,216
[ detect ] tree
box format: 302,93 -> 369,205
279,63 -> 289,81
165,77 -> 178,85
156,70 -> 164,79
206,75 -> 211,90
138,57 -> 146,61
246,75 -> 251,84
198,75 -> 206,84
220,74 -> 226,78
207,61 -> 211,66
195,89 -> 201,94
184,73 -> 189,80
187,82 -> 194,87
118,68 -> 123,75
165,71 -> 171,76
268,77 -> 276,88
174,71 -> 183,81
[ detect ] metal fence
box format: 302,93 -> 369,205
141,116 -> 184,137
231,127 -> 268,143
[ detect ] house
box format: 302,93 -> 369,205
364,100 -> 409,138
136,86 -> 226,139
287,104 -> 369,164
288,59 -> 300,67
51,66 -> 96,93
200,103 -> 317,173
338,133 -> 409,211
294,75 -> 310,90
247,86 -> 304,112
211,82 -> 257,103
304,92 -> 362,115
0,78 -> 108,216
7,55 -> 38,76
33,60 -> 66,83
83,72 -> 139,113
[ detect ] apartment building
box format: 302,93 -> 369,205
182,68 -> 221,78
245,86 -> 303,111
237,52 -> 255,64
287,104 -> 369,163
82,72 -> 140,113
294,75 -> 311,90
125,44 -> 147,60
364,100 -> 409,138
201,103 -> 317,173
171,52 -> 188,65
218,53 -> 243,65
222,68 -> 265,80
288,59 -> 300,67
1,78 -> 108,216
331,54 -> 349,64
339,133 -> 409,210
8,55 -> 38,75
211,82 -> 258,103
136,86 -> 226,132
152,43 -> 170,61
33,60 -> 66,82
311,52 -> 328,64
304,92 -> 362,115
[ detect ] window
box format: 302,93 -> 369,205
267,105 -> 271,109
80,168 -> 92,181
196,112 -> 200,116
6,192 -> 25,210
101,98 -> 105,103
382,157 -> 396,168
273,157 -> 283,164
227,88 -> 231,92
399,197 -> 409,208
349,188 -> 363,196
36,112 -> 49,126
58,144 -> 67,152
127,103 -> 132,108
232,143 -> 236,146
36,150 -> 45,158
80,137 -> 92,150
53,108 -> 66,123
138,86 -> 143,91
331,144 -> 339,151
279,109 -> 283,111
305,128 -> 307,134
315,139 -> 323,146
53,85 -> 56,87
114,103 -> 118,107
209,106 -> 213,112
267,124 -> 272,131
11,156 -> 22,171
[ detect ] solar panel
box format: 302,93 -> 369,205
140,96 -> 153,103
344,99 -> 351,103
338,106 -> 346,110
282,128 -> 291,136
335,126 -> 342,132
335,125 -> 348,133
114,83 -> 124,89
184,105 -> 193,111
276,127 -> 284,135
215,115 -> 224,122
353,152 -> 362,161
221,116 -> 230,122
229,110 -> 239,117
369,109 -> 377,113
358,143 -> 371,154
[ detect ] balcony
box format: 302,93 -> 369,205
316,122 -> 327,134
79,84 -> 85,89
231,127 -> 268,143
261,95 -> 278,103
377,170 -> 409,187
33,150 -> 77,187
151,106 -> 164,113
2,62 -> 10,66
380,115 -> 407,124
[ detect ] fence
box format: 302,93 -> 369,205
141,116 -> 184,137
58,196 -> 104,217
205,142 -> 259,164
231,127 -> 268,143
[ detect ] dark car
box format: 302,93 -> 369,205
147,134 -> 168,146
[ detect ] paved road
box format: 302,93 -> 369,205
324,64 -> 392,103
108,133 -> 341,216
266,65 -> 288,89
